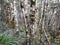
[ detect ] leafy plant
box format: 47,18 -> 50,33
0,33 -> 18,45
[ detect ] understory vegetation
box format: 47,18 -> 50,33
0,0 -> 60,45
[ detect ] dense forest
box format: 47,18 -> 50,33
0,0 -> 60,45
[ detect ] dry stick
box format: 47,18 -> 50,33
21,1 -> 28,45
35,0 -> 45,45
29,0 -> 36,45
24,0 -> 31,45
42,1 -> 51,45
13,0 -> 20,36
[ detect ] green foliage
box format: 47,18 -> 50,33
0,33 -> 18,45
